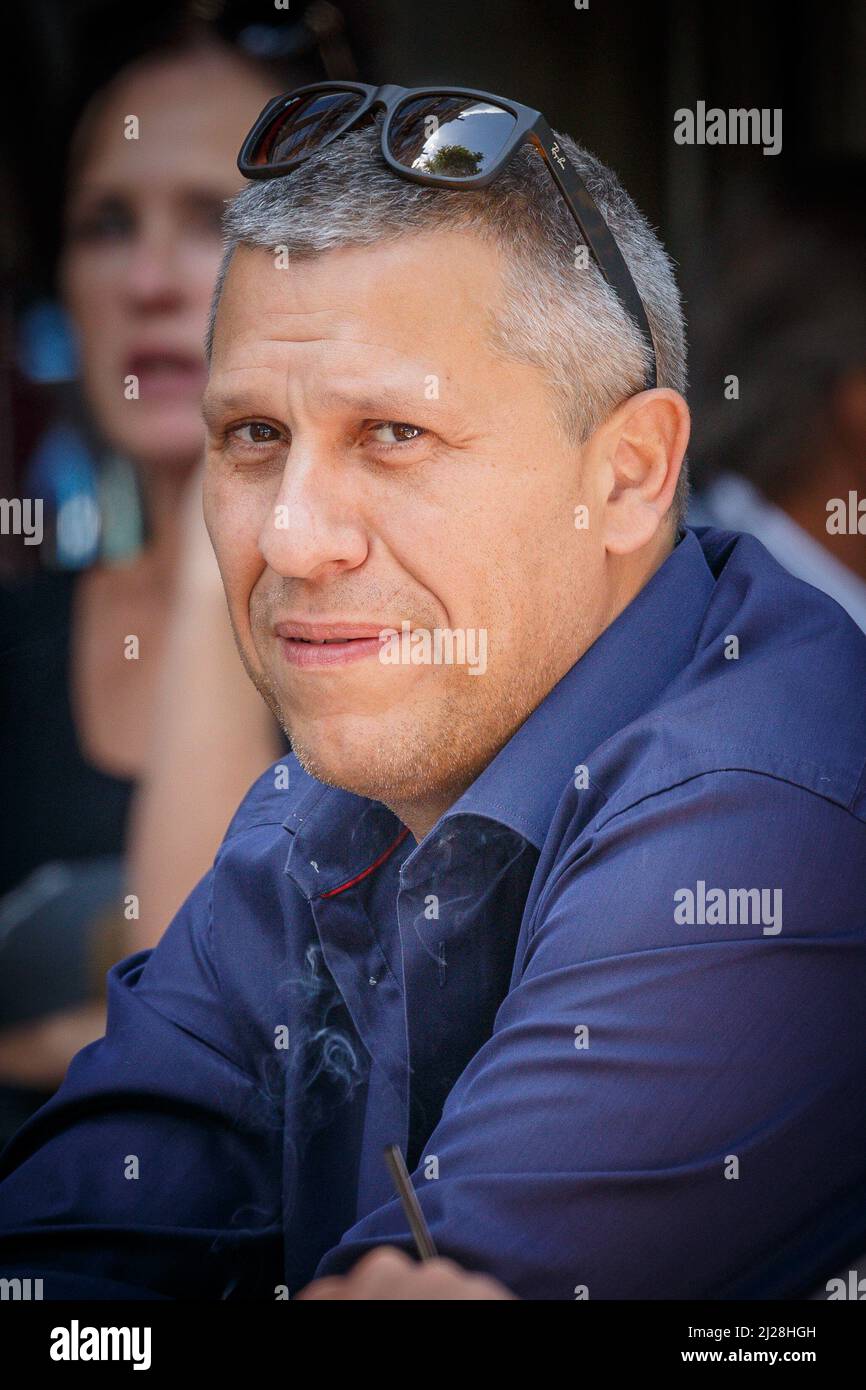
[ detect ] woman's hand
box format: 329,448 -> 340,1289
0,1002 -> 107,1090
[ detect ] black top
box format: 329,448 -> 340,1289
0,569 -> 134,898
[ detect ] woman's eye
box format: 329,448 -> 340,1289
232,422 -> 281,445
368,421 -> 426,446
186,197 -> 228,238
66,202 -> 133,243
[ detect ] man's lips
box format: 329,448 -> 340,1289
273,620 -> 393,670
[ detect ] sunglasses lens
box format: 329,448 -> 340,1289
388,96 -> 517,179
251,89 -> 366,168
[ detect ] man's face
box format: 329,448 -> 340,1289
203,230 -> 610,826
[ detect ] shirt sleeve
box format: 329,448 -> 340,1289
314,769 -> 866,1299
0,869 -> 285,1300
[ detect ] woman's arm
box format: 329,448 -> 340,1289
124,470 -> 282,952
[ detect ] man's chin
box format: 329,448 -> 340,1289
244,645 -> 486,808
241,653 -> 403,792
289,739 -> 373,799
286,723 -> 397,801
286,707 -> 457,810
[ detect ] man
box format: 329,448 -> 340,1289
1,85 -> 864,1301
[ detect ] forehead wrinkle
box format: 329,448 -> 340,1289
210,333 -> 449,415
240,309 -> 351,345
204,363 -> 449,426
228,312 -> 423,358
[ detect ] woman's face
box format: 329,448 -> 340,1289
61,47 -> 273,472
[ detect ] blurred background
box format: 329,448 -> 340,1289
0,0 -> 863,1140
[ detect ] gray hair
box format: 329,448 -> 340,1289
207,117 -> 689,526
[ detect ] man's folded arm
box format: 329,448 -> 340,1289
314,769 -> 866,1299
0,869 -> 285,1300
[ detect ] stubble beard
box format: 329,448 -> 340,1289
233,618 -> 574,815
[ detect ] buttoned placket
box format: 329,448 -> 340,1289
397,818 -> 539,1170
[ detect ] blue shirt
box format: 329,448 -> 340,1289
1,525 -> 865,1300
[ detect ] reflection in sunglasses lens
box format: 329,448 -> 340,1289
388,97 -> 516,178
257,90 -> 366,166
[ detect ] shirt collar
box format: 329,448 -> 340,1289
284,526 -> 715,897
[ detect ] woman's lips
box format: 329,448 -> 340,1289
126,351 -> 207,402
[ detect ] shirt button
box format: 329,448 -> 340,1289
368,976 -> 378,986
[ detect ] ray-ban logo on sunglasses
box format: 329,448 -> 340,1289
550,142 -> 567,170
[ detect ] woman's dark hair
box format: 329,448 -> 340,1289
62,15 -> 329,206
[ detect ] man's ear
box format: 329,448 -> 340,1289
593,389 -> 690,555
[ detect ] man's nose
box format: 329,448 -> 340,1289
257,446 -> 369,582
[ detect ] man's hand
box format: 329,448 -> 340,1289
296,1246 -> 518,1300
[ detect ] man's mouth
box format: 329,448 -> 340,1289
273,620 -> 391,670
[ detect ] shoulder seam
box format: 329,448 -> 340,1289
595,765 -> 866,834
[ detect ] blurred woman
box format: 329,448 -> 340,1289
0,25 -> 319,1134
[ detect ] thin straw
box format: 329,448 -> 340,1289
383,1143 -> 439,1261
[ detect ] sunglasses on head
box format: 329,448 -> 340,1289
238,81 -> 658,391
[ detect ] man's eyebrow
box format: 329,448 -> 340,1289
201,392 -> 255,427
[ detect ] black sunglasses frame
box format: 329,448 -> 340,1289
238,81 -> 657,391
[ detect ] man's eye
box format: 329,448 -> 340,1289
231,422 -> 282,445
367,422 -> 426,446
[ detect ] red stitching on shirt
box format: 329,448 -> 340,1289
319,825 -> 412,898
